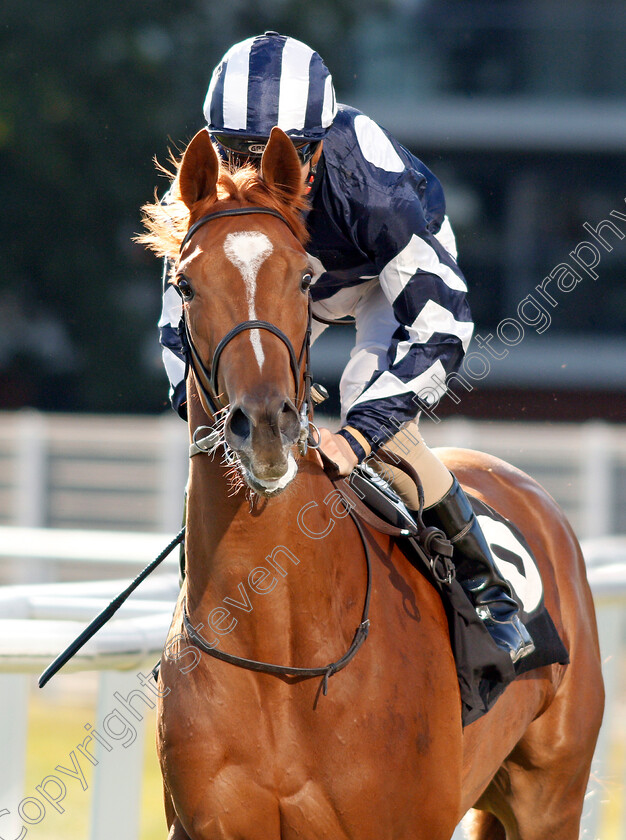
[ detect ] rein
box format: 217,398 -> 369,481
183,505 -> 372,697
181,452 -> 452,696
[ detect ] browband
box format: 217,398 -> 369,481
180,207 -> 290,252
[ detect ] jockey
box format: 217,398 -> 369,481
159,32 -> 534,663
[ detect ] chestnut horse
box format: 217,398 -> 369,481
140,128 -> 603,840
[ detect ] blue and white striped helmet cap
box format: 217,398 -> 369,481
204,32 -> 337,142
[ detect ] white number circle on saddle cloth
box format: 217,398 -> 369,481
476,515 -> 544,614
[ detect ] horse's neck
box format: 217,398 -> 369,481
184,451 -> 362,661
184,451 -> 333,596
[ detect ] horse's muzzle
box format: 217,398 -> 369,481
224,395 -> 301,494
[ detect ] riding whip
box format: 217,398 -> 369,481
38,526 -> 185,688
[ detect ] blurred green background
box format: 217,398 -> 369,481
2,0 -> 625,419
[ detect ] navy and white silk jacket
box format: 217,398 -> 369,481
158,104 -> 474,459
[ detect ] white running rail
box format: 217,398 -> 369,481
1,413 -> 625,542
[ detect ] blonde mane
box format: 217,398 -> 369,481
138,156 -> 309,264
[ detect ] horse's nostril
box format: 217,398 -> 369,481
229,407 -> 251,441
227,399 -> 299,451
278,400 -> 300,439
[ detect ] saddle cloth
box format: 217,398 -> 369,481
346,466 -> 570,727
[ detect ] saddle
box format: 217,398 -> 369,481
323,450 -> 569,726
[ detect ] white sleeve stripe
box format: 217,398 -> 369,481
354,115 -> 404,173
162,348 -> 186,387
158,285 -> 183,328
434,215 -> 458,260
321,74 -> 336,128
380,234 -> 467,300
278,39 -> 313,131
393,299 -> 473,365
348,359 -> 448,410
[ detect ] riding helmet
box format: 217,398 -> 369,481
204,31 -> 337,153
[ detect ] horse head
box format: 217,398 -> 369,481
174,128 -> 313,496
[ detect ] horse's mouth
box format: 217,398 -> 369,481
242,452 -> 298,497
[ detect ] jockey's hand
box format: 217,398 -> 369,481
315,427 -> 359,477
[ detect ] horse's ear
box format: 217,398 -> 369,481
178,129 -> 219,209
260,127 -> 302,205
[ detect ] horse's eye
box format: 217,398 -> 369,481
176,276 -> 194,301
301,272 -> 313,292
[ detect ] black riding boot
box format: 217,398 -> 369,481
421,477 -> 535,663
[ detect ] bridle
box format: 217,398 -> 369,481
179,206 -> 314,455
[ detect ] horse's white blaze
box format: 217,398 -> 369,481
223,232 -> 273,370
